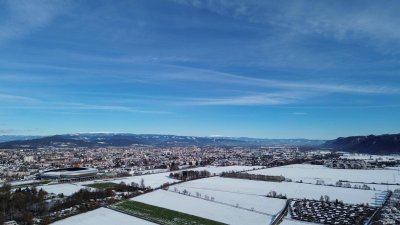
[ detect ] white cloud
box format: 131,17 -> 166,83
0,93 -> 36,102
161,65 -> 399,95
180,92 -> 307,106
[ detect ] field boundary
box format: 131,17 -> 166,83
110,200 -> 228,225
166,189 -> 275,217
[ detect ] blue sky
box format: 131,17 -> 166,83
0,0 -> 399,139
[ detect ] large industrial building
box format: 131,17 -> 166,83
39,167 -> 98,181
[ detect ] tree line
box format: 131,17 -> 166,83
0,184 -> 47,225
169,170 -> 211,181
220,172 -> 285,182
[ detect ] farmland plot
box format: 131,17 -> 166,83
185,165 -> 264,175
247,164 -> 400,190
132,190 -> 275,225
170,185 -> 286,216
76,166 -> 261,189
37,183 -> 92,196
51,207 -> 157,225
176,177 -> 385,205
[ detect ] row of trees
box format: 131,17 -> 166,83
46,181 -> 151,224
0,184 -> 48,225
267,191 -> 287,199
51,188 -> 114,213
113,180 -> 148,192
169,170 -> 211,181
169,160 -> 215,171
338,181 -> 372,190
221,172 -> 285,182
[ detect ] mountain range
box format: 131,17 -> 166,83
322,134 -> 400,154
0,133 -> 399,154
0,133 -> 324,149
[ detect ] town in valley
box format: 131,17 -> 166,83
0,134 -> 399,225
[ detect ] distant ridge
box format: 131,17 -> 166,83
2,133 -> 400,153
0,133 -> 324,149
322,134 -> 400,154
0,135 -> 42,143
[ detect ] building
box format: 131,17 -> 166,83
38,167 -> 98,181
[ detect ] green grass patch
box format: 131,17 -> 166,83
115,200 -> 227,225
84,182 -> 117,189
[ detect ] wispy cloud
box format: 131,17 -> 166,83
0,93 -> 37,102
1,101 -> 170,114
0,0 -> 67,44
0,128 -> 15,134
2,57 -> 397,95
181,92 -> 306,106
0,128 -> 40,134
172,0 -> 400,53
160,65 -> 399,95
279,104 -> 400,109
289,112 -> 308,115
50,102 -> 170,114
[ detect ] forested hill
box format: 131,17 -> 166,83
322,134 -> 400,154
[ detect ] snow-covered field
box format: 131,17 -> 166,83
132,190 -> 274,225
108,172 -> 178,188
37,184 -> 91,196
185,165 -> 264,175
114,165 -> 263,188
280,219 -> 318,225
47,164 -> 386,224
386,166 -> 400,170
340,153 -> 400,162
171,184 -> 286,215
77,165 -> 262,189
176,177 -> 384,205
364,183 -> 400,192
10,180 -> 43,186
39,166 -> 262,196
247,164 -> 400,187
76,172 -> 179,189
129,175 -> 383,225
51,207 -> 157,225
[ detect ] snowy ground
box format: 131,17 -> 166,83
340,153 -> 400,162
171,184 -> 286,215
76,172 -> 179,189
10,180 -> 44,186
129,168 -> 169,175
113,165 -> 263,188
247,164 -> 400,188
108,172 -> 178,188
280,219 -> 319,225
132,190 -> 274,225
51,207 -> 157,225
176,177 -> 385,205
185,165 -> 264,175
37,183 -> 91,196
39,166 -> 262,196
364,183 -> 400,192
76,165 -> 262,189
